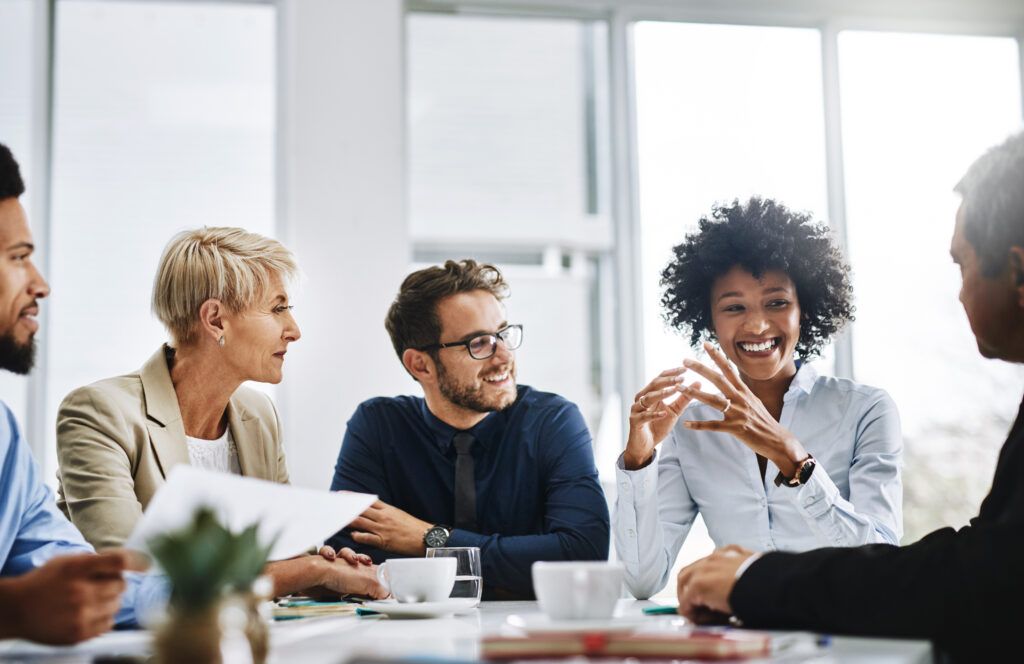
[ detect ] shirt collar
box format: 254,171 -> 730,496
419,398 -> 499,453
783,360 -> 818,402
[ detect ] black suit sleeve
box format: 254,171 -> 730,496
731,522 -> 1024,657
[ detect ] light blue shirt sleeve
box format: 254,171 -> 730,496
781,389 -> 903,547
613,432 -> 698,600
0,401 -> 168,628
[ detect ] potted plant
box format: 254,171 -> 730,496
149,507 -> 273,664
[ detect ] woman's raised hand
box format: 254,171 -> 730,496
679,343 -> 806,477
623,367 -> 701,470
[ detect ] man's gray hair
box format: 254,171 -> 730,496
955,130 -> 1024,277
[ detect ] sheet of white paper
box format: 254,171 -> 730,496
124,465 -> 375,561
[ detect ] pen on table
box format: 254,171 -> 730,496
642,605 -> 679,615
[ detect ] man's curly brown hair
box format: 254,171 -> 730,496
660,197 -> 854,359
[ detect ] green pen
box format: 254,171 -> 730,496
642,605 -> 679,615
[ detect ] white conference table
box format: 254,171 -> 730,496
0,599 -> 933,664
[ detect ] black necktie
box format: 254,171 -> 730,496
452,432 -> 477,532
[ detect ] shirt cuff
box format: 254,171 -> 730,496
615,451 -> 660,500
784,462 -> 840,518
447,528 -> 488,549
733,552 -> 763,581
116,572 -> 170,628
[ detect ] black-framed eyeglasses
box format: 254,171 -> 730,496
418,324 -> 524,360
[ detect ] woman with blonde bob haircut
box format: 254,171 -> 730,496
56,227 -> 385,599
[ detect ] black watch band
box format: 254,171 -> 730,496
774,455 -> 816,488
423,524 -> 452,548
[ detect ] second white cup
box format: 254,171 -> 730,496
377,557 -> 457,603
532,561 -> 624,620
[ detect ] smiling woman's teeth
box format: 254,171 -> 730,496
740,339 -> 778,352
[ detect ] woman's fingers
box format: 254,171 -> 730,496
678,384 -> 731,413
339,547 -> 373,566
633,368 -> 686,403
666,381 -> 701,416
682,358 -> 735,397
631,385 -> 680,412
682,418 -> 729,432
632,409 -> 673,422
702,343 -> 744,387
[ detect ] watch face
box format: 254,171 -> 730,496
797,458 -> 816,483
424,526 -> 449,548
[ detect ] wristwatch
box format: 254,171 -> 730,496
423,524 -> 452,548
774,455 -> 816,488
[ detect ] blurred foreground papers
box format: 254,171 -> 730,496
125,465 -> 376,561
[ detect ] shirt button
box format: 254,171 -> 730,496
805,497 -> 814,506
642,479 -> 650,489
620,481 -> 629,489
760,499 -> 766,508
627,529 -> 635,537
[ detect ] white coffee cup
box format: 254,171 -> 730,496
532,561 -> 624,620
377,558 -> 457,603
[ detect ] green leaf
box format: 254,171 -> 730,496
149,506 -> 277,610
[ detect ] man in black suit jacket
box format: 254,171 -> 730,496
675,130 -> 1024,662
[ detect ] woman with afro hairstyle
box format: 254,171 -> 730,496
614,197 -> 903,599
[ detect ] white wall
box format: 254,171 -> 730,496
277,0 -> 412,488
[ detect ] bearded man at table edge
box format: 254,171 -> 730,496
0,143 -> 165,644
674,129 -> 1024,663
327,259 -> 610,599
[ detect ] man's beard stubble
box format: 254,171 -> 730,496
436,357 -> 517,414
0,333 -> 36,375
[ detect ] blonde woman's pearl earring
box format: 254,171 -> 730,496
218,336 -> 225,347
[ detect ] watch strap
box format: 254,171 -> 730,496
774,455 -> 816,488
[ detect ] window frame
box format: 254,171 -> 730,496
13,0 -> 1024,472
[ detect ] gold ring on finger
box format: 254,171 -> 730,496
722,398 -> 731,414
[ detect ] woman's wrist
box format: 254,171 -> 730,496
770,436 -> 807,479
622,448 -> 654,470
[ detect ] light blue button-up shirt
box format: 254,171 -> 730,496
0,402 -> 167,628
614,363 -> 903,599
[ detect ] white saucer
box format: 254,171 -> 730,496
362,598 -> 478,618
505,613 -> 647,634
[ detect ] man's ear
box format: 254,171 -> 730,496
1011,247 -> 1024,308
402,348 -> 435,383
198,299 -> 225,343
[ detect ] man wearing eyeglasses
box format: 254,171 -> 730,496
328,259 -> 609,599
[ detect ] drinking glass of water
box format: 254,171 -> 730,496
426,546 -> 482,606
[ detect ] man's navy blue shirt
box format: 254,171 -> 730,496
329,385 -> 610,599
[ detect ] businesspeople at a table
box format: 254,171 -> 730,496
615,198 -> 903,598
0,143 -> 166,643
5,122 -> 1023,662
54,226 -> 385,599
327,259 -> 610,599
675,130 -> 1024,662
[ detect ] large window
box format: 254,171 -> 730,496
45,0 -> 276,479
407,13 -> 621,472
839,31 -> 1024,541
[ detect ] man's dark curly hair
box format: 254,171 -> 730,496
0,143 -> 26,201
660,197 -> 853,359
